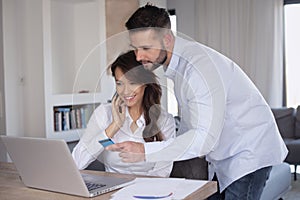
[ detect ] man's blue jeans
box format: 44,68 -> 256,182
208,166 -> 272,200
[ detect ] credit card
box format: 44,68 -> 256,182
99,138 -> 114,147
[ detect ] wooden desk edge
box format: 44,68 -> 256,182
185,181 -> 218,200
0,162 -> 217,200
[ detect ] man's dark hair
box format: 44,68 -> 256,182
125,3 -> 171,30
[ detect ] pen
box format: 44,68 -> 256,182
133,192 -> 173,199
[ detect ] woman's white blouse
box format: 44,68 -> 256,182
72,103 -> 176,177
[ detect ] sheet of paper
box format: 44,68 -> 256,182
110,177 -> 208,200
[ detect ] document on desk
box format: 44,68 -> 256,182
110,177 -> 208,200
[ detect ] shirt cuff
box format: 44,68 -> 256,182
144,138 -> 175,155
84,130 -> 108,157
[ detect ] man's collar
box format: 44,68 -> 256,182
164,37 -> 181,80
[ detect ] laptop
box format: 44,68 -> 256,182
0,136 -> 135,197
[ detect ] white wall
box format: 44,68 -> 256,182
50,1 -> 103,94
0,0 -> 5,135
2,0 -> 25,137
2,0 -> 45,138
0,0 -> 7,162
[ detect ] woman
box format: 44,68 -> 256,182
72,50 -> 176,177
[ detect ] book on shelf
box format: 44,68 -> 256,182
62,108 -> 70,131
75,108 -> 82,129
53,104 -> 96,132
54,111 -> 62,131
70,109 -> 77,130
54,107 -> 71,131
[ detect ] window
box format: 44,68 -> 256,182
284,0 -> 300,174
284,2 -> 300,108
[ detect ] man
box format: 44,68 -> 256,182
107,4 -> 288,199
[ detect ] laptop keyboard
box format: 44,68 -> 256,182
85,182 -> 106,191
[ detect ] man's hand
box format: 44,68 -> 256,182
106,141 -> 145,163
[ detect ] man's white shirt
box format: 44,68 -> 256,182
144,37 -> 288,191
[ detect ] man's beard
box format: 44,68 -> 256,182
143,49 -> 167,71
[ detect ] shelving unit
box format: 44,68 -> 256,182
42,0 -> 114,142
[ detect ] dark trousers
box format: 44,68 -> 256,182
208,166 -> 272,200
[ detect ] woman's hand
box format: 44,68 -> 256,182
105,93 -> 126,138
112,93 -> 126,127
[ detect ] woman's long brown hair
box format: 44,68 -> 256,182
110,50 -> 163,142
